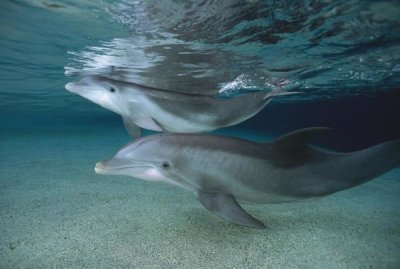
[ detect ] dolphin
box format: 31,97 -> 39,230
94,127 -> 400,228
65,75 -> 298,137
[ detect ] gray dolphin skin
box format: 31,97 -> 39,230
65,75 -> 297,137
94,127 -> 400,228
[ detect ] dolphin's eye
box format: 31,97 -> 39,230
109,87 -> 116,93
161,161 -> 170,169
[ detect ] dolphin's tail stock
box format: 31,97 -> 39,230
334,139 -> 400,190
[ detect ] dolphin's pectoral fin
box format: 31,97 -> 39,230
264,89 -> 302,100
196,191 -> 265,229
122,116 -> 142,138
152,118 -> 170,132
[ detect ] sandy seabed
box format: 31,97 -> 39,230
1,127 -> 399,269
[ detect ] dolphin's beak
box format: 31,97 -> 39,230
95,158 -> 133,174
65,80 -> 91,93
65,82 -> 78,93
94,161 -> 108,174
95,158 -> 152,175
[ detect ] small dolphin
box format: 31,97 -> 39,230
95,128 -> 400,228
65,75 -> 297,137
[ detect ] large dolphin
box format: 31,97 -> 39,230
95,128 -> 400,228
65,75 -> 297,137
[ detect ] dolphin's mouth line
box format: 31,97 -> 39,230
95,157 -> 161,174
95,164 -> 151,171
98,165 -> 145,171
95,157 -> 159,172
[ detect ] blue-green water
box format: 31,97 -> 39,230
0,0 -> 399,268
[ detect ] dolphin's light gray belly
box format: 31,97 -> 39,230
131,94 -> 221,132
131,93 -> 268,132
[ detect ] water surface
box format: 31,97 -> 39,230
0,1 -> 399,268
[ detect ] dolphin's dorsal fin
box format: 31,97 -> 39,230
196,191 -> 265,228
269,127 -> 330,167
